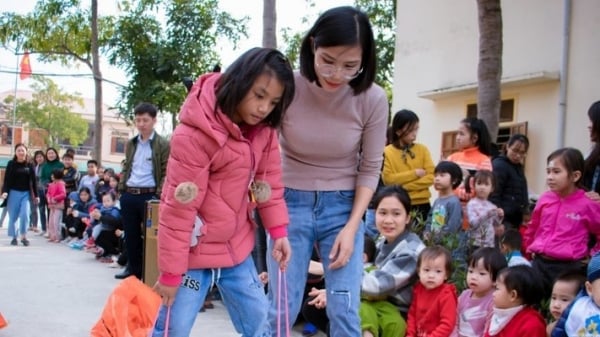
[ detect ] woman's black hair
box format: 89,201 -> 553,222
372,185 -> 412,229
11,143 -> 28,162
45,147 -> 59,162
299,6 -> 376,95
390,109 -> 420,148
547,147 -> 585,188
33,150 -> 45,160
216,47 -> 295,128
585,101 -> 600,178
506,133 -> 529,151
460,117 -> 493,156
497,265 -> 544,307
434,161 -> 464,189
468,247 -> 507,282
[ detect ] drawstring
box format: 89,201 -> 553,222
163,306 -> 170,337
276,269 -> 290,337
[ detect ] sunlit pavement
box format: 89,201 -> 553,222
0,227 -> 322,336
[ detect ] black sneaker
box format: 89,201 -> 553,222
21,238 -> 30,246
10,238 -> 17,246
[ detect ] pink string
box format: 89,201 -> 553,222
276,269 -> 290,337
164,306 -> 170,337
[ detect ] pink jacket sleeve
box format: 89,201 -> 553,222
157,128 -> 213,285
255,129 -> 289,239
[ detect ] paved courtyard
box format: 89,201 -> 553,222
0,227 -> 321,336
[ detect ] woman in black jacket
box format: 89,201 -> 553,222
489,134 -> 530,230
1,143 -> 39,246
584,100 -> 600,200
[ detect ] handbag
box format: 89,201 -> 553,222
90,276 -> 161,337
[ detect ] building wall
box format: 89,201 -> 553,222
393,0 -> 600,194
0,90 -> 133,166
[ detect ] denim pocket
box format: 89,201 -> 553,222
335,190 -> 355,201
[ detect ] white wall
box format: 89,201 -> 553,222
393,0 -> 600,194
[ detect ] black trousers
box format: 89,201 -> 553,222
532,255 -> 586,299
120,192 -> 155,277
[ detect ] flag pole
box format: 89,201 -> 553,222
11,50 -> 19,155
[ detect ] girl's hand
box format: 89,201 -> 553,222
153,282 -> 179,307
272,237 -> 291,271
307,287 -> 327,309
496,208 -> 504,218
258,271 -> 268,285
415,168 -> 426,178
1,192 -> 6,199
329,226 -> 356,270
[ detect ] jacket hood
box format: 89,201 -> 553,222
178,73 -> 241,147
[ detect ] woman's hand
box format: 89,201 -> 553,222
329,226 -> 356,270
153,282 -> 179,307
272,237 -> 291,271
1,192 -> 7,199
586,191 -> 600,203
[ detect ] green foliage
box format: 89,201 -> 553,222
0,0 -> 114,68
354,0 -> 396,96
108,0 -> 248,122
3,76 -> 88,147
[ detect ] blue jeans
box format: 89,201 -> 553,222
7,189 -> 31,238
152,255 -> 270,337
267,189 -> 364,337
364,208 -> 379,239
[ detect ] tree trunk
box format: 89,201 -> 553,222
476,0 -> 502,142
91,0 -> 103,164
262,0 -> 277,48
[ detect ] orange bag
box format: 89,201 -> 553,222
91,276 -> 161,337
0,312 -> 7,329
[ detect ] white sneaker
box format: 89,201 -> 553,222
43,233 -> 50,238
108,261 -> 123,268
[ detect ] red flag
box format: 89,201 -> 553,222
19,51 -> 32,80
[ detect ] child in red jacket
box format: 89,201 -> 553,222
407,246 -> 457,337
484,265 -> 546,337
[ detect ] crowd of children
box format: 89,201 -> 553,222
296,104 -> 600,337
3,148 -> 127,267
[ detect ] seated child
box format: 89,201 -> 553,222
484,265 -> 546,337
562,253 -> 600,336
451,247 -> 507,337
407,246 -> 457,337
88,192 -> 121,258
64,188 -> 97,239
466,170 -> 504,249
499,229 -> 530,267
361,186 -> 426,337
546,270 -> 585,336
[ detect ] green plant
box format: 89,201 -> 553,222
412,211 -> 468,293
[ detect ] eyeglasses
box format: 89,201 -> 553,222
315,62 -> 363,80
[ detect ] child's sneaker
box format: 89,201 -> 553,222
70,241 -> 85,250
302,323 -> 318,337
84,238 -> 95,248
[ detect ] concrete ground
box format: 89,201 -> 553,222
0,227 -> 324,337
